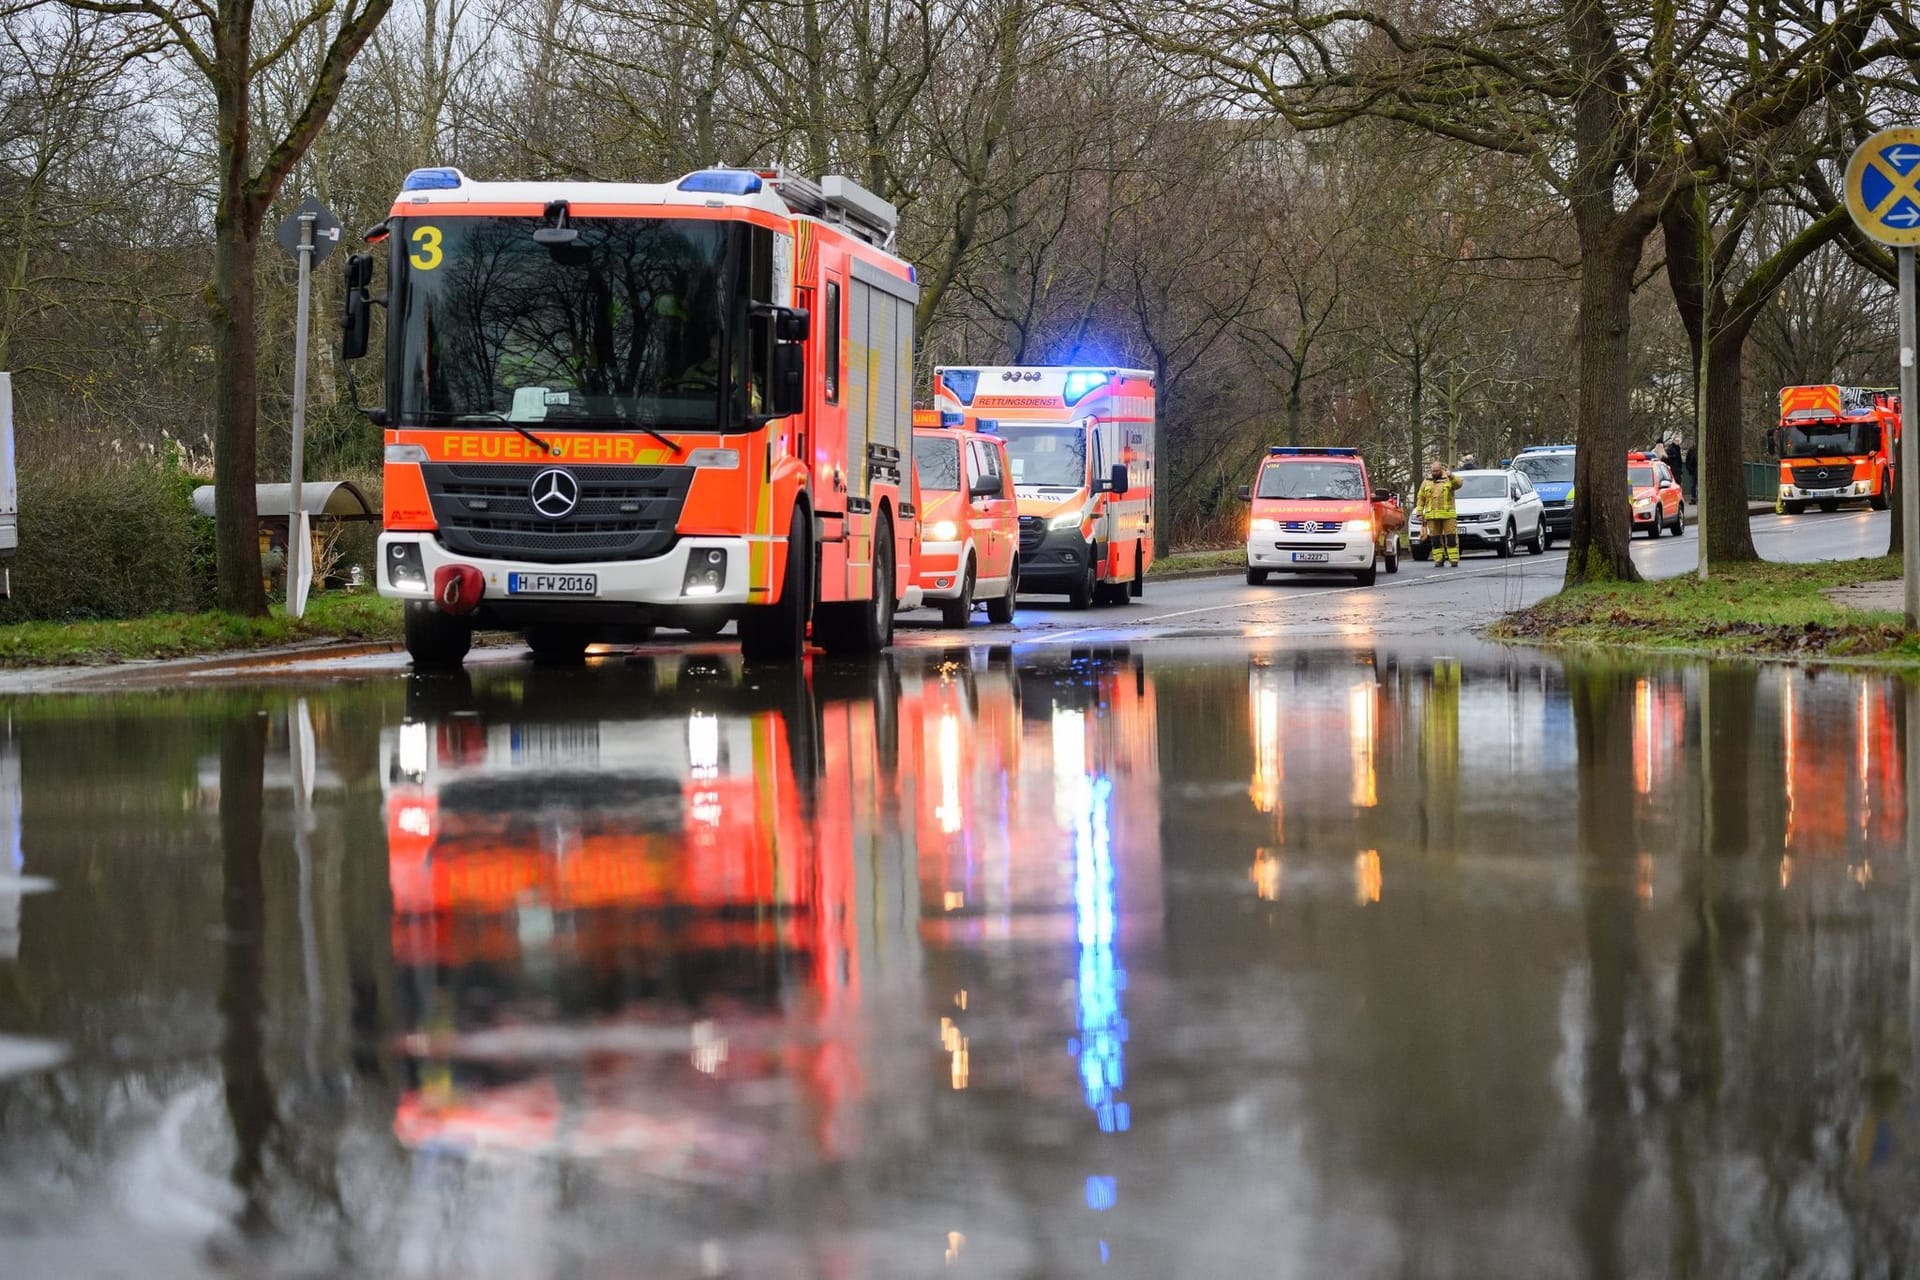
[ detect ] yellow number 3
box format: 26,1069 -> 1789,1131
408,225 -> 443,271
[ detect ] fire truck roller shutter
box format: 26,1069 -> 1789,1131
847,258 -> 920,499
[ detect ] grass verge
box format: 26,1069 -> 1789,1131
1490,556 -> 1920,664
1150,547 -> 1244,577
0,593 -> 402,668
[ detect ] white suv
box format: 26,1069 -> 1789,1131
1409,468 -> 1549,560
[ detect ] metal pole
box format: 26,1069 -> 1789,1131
1902,247 -> 1918,630
1696,189 -> 1711,582
287,213 -> 315,619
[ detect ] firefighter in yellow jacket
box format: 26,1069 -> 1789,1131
1416,461 -> 1464,567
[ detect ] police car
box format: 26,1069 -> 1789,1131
1510,444 -> 1575,545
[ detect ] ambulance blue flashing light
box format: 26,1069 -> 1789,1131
1269,446 -> 1358,456
402,167 -> 463,191
678,170 -> 762,195
1063,369 -> 1109,406
939,411 -> 964,429
942,368 -> 981,406
976,419 -> 1000,434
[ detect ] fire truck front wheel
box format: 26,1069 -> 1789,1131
404,602 -> 472,670
740,508 -> 811,662
1871,474 -> 1891,510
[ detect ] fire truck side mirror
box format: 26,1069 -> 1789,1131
771,343 -> 805,417
777,307 -> 810,343
1236,484 -> 1252,502
1764,428 -> 1779,458
341,253 -> 373,360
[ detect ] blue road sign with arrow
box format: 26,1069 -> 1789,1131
1847,127 -> 1920,247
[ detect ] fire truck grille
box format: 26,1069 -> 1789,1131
1019,516 -> 1045,552
1791,463 -> 1853,489
422,463 -> 694,564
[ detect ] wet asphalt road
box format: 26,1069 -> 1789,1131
0,506 -> 1915,1279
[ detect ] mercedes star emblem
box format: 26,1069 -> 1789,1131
529,467 -> 580,519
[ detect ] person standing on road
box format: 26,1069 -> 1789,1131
1684,441 -> 1698,502
1415,462 -> 1464,567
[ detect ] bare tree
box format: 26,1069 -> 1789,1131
39,0 -> 395,613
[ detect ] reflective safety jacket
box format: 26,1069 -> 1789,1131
1415,475 -> 1463,520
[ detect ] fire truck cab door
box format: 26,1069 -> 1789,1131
816,272 -> 847,516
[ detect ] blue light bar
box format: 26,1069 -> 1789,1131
1517,443 -> 1575,452
939,410 -> 964,429
1269,446 -> 1358,456
401,167 -> 463,191
941,368 -> 980,406
1063,369 -> 1109,406
677,170 -> 762,195
975,419 -> 1000,434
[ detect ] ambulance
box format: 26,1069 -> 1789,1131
931,366 -> 1156,608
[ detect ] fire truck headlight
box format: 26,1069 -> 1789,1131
385,444 -> 429,464
1047,511 -> 1084,532
682,548 -> 728,596
387,541 -> 427,589
1341,519 -> 1372,533
929,520 -> 959,541
686,448 -> 739,469
1250,517 -> 1280,532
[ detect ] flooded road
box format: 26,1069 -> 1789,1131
1,643 -> 1918,1278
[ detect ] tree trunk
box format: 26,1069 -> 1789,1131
219,709 -> 274,1237
1566,229 -> 1642,585
1703,328 -> 1758,562
1408,338 -> 1424,492
210,214 -> 267,615
1286,371 -> 1303,447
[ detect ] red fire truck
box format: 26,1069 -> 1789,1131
342,167 -> 923,666
1770,384 -> 1901,514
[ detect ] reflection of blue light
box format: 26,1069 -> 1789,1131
1071,773 -> 1130,1231
1075,776 -> 1125,1117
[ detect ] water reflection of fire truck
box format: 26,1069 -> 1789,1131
380,661 -> 917,1178
1778,673 -> 1905,858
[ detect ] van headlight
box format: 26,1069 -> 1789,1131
1341,519 -> 1372,533
1047,511 -> 1084,531
929,520 -> 959,541
1250,517 -> 1280,532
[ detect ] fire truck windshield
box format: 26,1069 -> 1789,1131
1002,426 -> 1087,488
391,216 -> 750,432
1780,423 -> 1876,457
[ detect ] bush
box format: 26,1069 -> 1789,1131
0,453 -> 210,622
